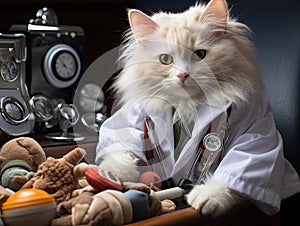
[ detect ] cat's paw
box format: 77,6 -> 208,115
186,178 -> 238,217
98,151 -> 140,182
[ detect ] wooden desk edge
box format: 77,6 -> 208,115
43,142 -> 97,164
124,207 -> 204,226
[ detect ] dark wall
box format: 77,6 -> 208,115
227,0 -> 300,174
0,1 -> 134,66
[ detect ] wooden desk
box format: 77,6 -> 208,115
124,203 -> 280,226
33,133 -> 98,164
125,207 -> 204,226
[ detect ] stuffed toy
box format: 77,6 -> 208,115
50,162 -> 176,225
0,185 -> 11,206
0,137 -> 47,191
0,139 -> 175,225
21,147 -> 86,204
51,181 -> 176,226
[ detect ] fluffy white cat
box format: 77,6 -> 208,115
96,0 -> 300,219
116,0 -> 255,217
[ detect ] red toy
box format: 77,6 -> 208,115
85,167 -> 123,192
139,171 -> 162,190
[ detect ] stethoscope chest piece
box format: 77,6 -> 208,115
203,132 -> 223,152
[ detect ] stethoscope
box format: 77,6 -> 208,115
143,106 -> 231,189
184,106 -> 231,185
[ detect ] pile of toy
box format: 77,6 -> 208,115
0,137 -> 176,226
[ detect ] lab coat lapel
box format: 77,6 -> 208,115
172,102 -> 230,182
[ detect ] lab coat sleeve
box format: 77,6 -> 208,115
213,94 -> 300,215
95,102 -> 175,169
95,102 -> 147,165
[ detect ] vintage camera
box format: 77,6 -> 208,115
10,7 -> 85,133
0,34 -> 35,137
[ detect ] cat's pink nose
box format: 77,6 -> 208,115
177,72 -> 189,82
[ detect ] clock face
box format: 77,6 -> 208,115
1,60 -> 18,82
55,52 -> 77,80
43,44 -> 81,88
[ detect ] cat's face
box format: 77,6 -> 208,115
116,0 -> 261,111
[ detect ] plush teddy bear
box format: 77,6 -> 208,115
21,147 -> 86,204
0,137 -> 47,191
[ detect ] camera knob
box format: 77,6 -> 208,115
44,103 -> 85,142
57,103 -> 79,132
30,7 -> 58,25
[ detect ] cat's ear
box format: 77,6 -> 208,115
128,9 -> 158,42
201,0 -> 228,32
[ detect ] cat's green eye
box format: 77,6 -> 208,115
159,54 -> 173,65
192,49 -> 207,61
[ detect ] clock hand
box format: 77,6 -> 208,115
58,58 -> 67,68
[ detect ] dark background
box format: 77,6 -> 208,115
0,0 -> 134,66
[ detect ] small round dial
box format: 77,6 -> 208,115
1,60 -> 18,82
4,102 -> 23,121
203,133 -> 223,152
43,44 -> 81,88
0,97 -> 28,124
55,52 -> 77,80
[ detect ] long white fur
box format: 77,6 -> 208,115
100,0 -> 261,217
98,151 -> 140,182
115,1 -> 262,113
186,177 -> 242,216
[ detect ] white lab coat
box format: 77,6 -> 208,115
96,92 -> 300,215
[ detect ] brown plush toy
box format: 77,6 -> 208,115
0,185 -> 12,206
0,137 -> 47,191
51,182 -> 176,226
21,147 -> 86,204
50,163 -> 176,226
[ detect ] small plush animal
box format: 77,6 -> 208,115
21,147 -> 86,203
51,181 -> 175,226
0,137 -> 46,191
52,163 -> 175,225
95,0 -> 300,218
